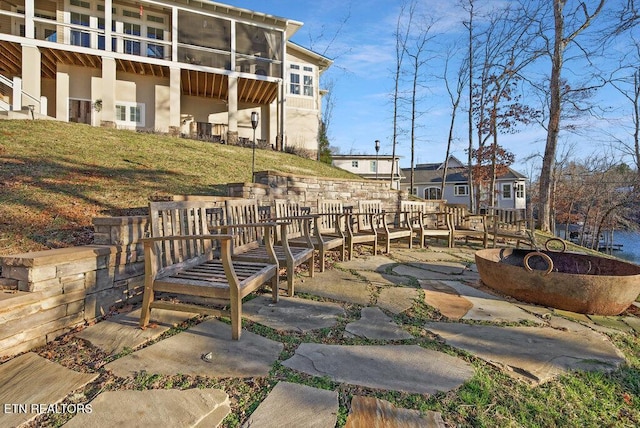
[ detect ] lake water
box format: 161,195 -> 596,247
556,228 -> 640,264
610,230 -> 640,264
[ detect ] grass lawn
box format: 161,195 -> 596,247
0,120 -> 357,254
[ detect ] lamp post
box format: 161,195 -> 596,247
374,139 -> 380,180
251,111 -> 259,183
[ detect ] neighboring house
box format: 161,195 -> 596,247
331,154 -> 404,189
401,156 -> 527,210
0,0 -> 331,157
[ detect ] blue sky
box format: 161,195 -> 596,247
225,1 -> 638,175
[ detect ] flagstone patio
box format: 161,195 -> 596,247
1,243 -> 638,427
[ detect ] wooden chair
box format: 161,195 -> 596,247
139,200 -> 279,340
400,200 -> 453,248
486,207 -> 530,248
344,209 -> 378,260
444,203 -> 489,248
222,199 -> 315,297
358,200 -> 413,253
283,199 -> 345,272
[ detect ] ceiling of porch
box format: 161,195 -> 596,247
0,41 -> 278,104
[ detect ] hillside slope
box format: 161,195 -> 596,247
0,120 -> 358,255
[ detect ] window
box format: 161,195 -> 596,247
370,160 -> 377,172
454,184 -> 469,196
502,183 -> 512,199
115,103 -> 145,127
351,161 -> 359,168
70,0 -> 90,9
70,12 -> 90,47
147,27 -> 164,58
411,187 -> 418,196
289,63 -> 314,96
424,187 -> 442,200
123,22 -> 141,55
515,182 -> 524,198
44,29 -> 56,42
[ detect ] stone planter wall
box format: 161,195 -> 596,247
0,216 -> 148,359
228,170 -> 407,210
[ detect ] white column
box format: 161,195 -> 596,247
169,67 -> 181,129
25,0 -> 34,39
105,0 -> 112,52
101,57 -> 117,124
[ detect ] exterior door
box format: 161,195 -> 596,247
69,99 -> 91,124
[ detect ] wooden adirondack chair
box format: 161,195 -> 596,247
444,203 -> 489,248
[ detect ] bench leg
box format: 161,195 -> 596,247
230,288 -> 241,340
271,274 -> 279,302
308,253 -> 315,278
319,247 -> 326,272
286,259 -> 294,297
139,279 -> 154,328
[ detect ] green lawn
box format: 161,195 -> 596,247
0,120 -> 357,254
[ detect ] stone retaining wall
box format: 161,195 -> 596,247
228,170 -> 407,210
0,216 -> 148,359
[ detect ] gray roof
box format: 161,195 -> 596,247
401,165 -> 526,185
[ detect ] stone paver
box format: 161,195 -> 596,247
0,353 -> 98,427
587,315 -> 634,333
407,261 -> 468,275
282,343 -> 474,394
335,255 -> 396,272
344,307 -> 413,340
425,322 -> 626,384
429,280 -> 543,324
393,264 -> 455,281
76,308 -> 198,356
345,396 -> 445,428
392,248 -> 463,263
242,382 -> 338,428
356,270 -> 413,287
376,287 -> 420,314
296,269 -> 372,305
554,310 -> 592,323
106,319 -> 283,378
243,295 -> 345,332
65,389 -> 230,428
623,316 -> 640,333
420,280 -> 474,320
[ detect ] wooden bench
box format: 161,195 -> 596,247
282,199 -> 345,272
358,200 -> 413,253
139,200 -> 279,340
401,200 -> 453,248
223,198 -> 315,296
444,203 -> 488,248
486,207 -> 530,248
344,208 -> 377,260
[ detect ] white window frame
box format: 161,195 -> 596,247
515,182 -> 525,199
454,184 -> 469,196
288,62 -> 314,97
502,183 -> 513,200
370,160 -> 377,172
115,102 -> 145,127
424,187 -> 442,200
351,160 -> 359,168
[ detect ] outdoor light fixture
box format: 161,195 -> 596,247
375,139 -> 381,180
251,111 -> 259,183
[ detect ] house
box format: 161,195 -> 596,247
401,156 -> 527,210
0,0 -> 331,157
331,154 -> 404,189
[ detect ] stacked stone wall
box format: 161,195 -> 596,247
0,216 -> 148,359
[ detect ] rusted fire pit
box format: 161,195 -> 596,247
475,248 -> 640,316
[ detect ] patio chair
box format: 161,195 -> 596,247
358,199 -> 413,253
400,200 -> 453,248
444,203 -> 489,248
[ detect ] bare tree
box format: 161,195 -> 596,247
405,16 -> 436,194
441,47 -> 469,197
390,1 -> 415,188
538,0 -> 605,232
462,0 -> 476,210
